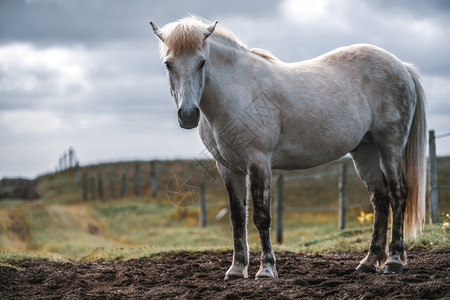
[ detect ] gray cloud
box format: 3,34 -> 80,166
1,0 -> 450,178
370,0 -> 450,19
0,0 -> 278,45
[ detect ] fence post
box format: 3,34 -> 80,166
82,172 -> 88,201
75,163 -> 80,184
109,178 -> 115,199
199,183 -> 206,227
97,173 -> 104,200
121,174 -> 127,199
150,161 -> 157,198
339,163 -> 348,231
134,163 -> 140,196
68,147 -> 74,168
63,152 -> 68,170
276,173 -> 284,244
428,130 -> 439,224
89,177 -> 96,201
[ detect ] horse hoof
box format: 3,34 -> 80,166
255,269 -> 278,280
255,274 -> 277,280
356,264 -> 376,273
384,263 -> 403,274
224,274 -> 244,280
225,265 -> 248,280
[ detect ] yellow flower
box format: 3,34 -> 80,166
358,211 -> 374,224
365,213 -> 374,222
357,211 -> 365,224
357,211 -> 364,224
442,221 -> 449,230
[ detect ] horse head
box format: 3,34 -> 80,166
151,18 -> 218,129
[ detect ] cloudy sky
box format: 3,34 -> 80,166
1,0 -> 449,178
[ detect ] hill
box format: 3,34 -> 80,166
0,157 -> 449,260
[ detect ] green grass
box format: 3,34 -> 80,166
0,262 -> 23,271
0,158 -> 449,262
0,250 -> 68,262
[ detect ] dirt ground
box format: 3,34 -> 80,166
1,248 -> 449,299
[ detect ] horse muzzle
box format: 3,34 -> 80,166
177,106 -> 200,129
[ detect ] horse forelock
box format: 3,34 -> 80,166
159,16 -> 247,56
160,18 -> 206,54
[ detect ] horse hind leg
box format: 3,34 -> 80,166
376,141 -> 409,274
351,141 -> 389,273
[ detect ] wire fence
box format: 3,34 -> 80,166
282,169 -> 370,212
436,132 -> 450,139
209,129 -> 449,242
428,129 -> 450,224
74,129 -> 448,235
284,202 -> 372,212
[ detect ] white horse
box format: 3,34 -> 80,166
150,16 -> 426,278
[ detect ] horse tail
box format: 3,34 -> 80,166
403,63 -> 427,239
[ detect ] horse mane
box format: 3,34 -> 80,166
159,16 -> 280,62
250,48 -> 280,62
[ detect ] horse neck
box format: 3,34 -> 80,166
200,39 -> 269,123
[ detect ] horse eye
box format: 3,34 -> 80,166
199,59 -> 206,69
164,61 -> 172,71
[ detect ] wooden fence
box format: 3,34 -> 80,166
274,162 -> 371,244
81,161 -> 158,201
272,129 -> 449,243
428,130 -> 450,224
76,128 -> 448,237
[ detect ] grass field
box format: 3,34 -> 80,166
0,157 -> 449,262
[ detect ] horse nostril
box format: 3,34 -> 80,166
178,108 -> 184,119
178,107 -> 199,121
177,106 -> 200,129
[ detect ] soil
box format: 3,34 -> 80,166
1,248 -> 449,299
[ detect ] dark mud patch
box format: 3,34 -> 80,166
1,248 -> 448,299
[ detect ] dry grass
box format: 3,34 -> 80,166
0,157 -> 449,261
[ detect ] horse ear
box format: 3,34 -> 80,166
204,21 -> 218,40
150,22 -> 165,42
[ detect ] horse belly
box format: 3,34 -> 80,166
271,117 -> 367,170
271,142 -> 352,170
270,78 -> 371,170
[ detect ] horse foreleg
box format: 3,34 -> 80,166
250,163 -> 278,279
217,163 -> 249,280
